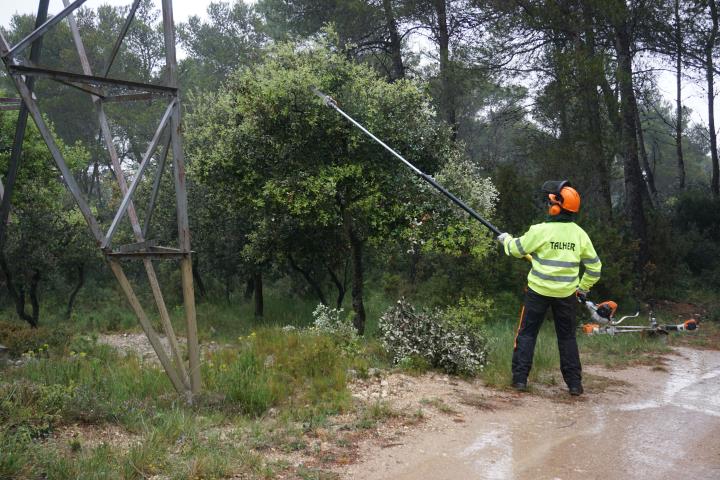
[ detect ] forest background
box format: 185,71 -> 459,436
2,1 -> 720,477
2,0 -> 718,335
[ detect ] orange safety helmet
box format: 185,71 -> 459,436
543,180 -> 581,215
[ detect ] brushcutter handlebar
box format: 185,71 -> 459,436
310,87 -> 503,237
580,298 -> 699,335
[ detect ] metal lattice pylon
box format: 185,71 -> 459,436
0,0 -> 200,403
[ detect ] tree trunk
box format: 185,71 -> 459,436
244,276 -> 254,300
634,102 -> 658,205
253,271 -> 263,318
224,274 -> 232,302
675,0 -> 686,191
382,0 -> 405,81
348,232 -> 365,335
579,3 -> 613,217
327,265 -> 347,309
288,253 -> 328,306
615,21 -> 649,267
66,263 -> 84,319
29,269 -> 40,327
0,252 -> 38,328
434,0 -> 457,138
192,256 -> 206,302
342,209 -> 366,335
708,0 -> 719,197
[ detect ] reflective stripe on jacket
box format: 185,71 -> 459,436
502,222 -> 601,298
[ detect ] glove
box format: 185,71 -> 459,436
576,289 -> 588,304
496,232 -> 510,244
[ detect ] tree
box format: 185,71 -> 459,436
257,0 -> 411,81
178,0 -> 267,92
684,0 -> 720,197
186,40 -> 477,333
0,108 -> 94,327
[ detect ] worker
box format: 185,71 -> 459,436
497,180 -> 601,396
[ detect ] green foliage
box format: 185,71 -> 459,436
186,38 -> 471,328
410,152 -> 498,260
0,381 -> 74,439
0,320 -> 69,356
202,347 -> 275,416
203,327 -> 351,415
673,190 -> 720,278
580,215 -> 639,302
179,0 -> 267,91
310,303 -> 358,351
482,319 -> 562,388
579,332 -> 671,367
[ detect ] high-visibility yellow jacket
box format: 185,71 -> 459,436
502,221 -> 601,298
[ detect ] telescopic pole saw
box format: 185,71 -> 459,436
311,87 -> 503,237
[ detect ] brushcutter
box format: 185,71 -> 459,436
311,87 -> 504,238
579,298 -> 699,336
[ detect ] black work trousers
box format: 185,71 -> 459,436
511,288 -> 582,388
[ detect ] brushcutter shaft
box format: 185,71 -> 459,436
311,87 -> 503,237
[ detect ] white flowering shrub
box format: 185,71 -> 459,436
378,299 -> 488,376
311,304 -> 356,337
309,304 -> 360,357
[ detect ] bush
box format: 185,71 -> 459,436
379,299 -> 488,375
0,381 -> 74,438
311,304 -> 356,339
310,304 -> 360,355
0,320 -> 69,357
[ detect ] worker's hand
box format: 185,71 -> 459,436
576,289 -> 588,304
496,232 -> 510,244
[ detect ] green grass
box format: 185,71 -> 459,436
480,313 -> 680,388
0,323 -> 366,479
481,319 -> 562,388
579,331 -> 671,367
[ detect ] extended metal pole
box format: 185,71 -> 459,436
311,88 -> 503,237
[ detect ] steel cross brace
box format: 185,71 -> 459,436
0,0 -> 200,402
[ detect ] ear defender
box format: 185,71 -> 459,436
548,193 -> 563,215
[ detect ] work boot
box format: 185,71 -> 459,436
568,385 -> 584,396
511,382 -> 528,392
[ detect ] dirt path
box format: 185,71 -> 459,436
338,347 -> 720,480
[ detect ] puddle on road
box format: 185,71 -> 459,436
456,348 -> 720,480
620,348 -> 720,417
461,427 -> 513,479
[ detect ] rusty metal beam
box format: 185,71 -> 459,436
143,136 -> 171,239
108,260 -> 189,401
116,239 -> 159,253
103,93 -> 154,103
104,0 -> 142,77
3,0 -> 89,60
0,32 -> 104,245
102,99 -> 175,249
0,0 -> 49,247
7,65 -> 176,95
55,79 -> 106,98
63,1 -> 191,395
1,0 -> 199,401
162,0 -> 200,396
